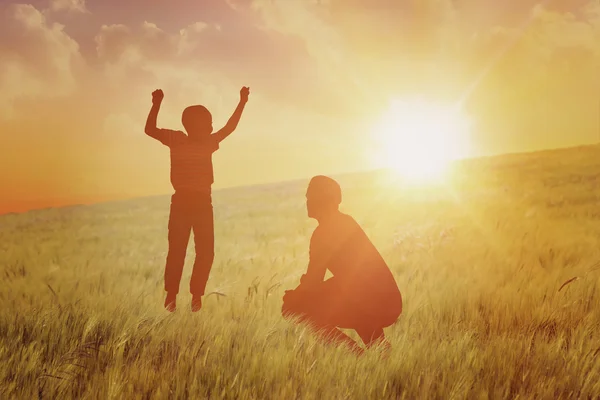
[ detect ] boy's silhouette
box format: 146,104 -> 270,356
145,86 -> 250,312
282,176 -> 402,354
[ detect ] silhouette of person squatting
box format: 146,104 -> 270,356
145,86 -> 250,312
282,176 -> 402,354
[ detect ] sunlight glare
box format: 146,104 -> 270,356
371,97 -> 472,184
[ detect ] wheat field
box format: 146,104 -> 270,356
2,146 -> 600,399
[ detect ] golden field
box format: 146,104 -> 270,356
2,145 -> 600,399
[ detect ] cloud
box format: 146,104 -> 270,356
96,22 -> 178,64
0,3 -> 84,119
92,8 -> 367,117
459,3 -> 600,152
51,0 -> 88,14
94,23 -> 166,89
482,3 -> 600,81
244,0 -> 599,153
94,21 -> 227,113
246,0 -> 465,111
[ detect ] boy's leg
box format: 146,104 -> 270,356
164,193 -> 193,310
190,194 -> 215,310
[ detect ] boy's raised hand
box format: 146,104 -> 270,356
152,89 -> 164,105
240,86 -> 250,103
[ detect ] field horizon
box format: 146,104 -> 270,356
5,144 -> 596,217
2,143 -> 600,399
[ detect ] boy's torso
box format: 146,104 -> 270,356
168,131 -> 220,193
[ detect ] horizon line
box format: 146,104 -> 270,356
2,143 -> 598,216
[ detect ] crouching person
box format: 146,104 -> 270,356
282,175 -> 402,355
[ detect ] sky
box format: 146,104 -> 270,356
1,0 -> 599,213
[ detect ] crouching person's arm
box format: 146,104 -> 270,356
299,232 -> 327,289
282,235 -> 327,319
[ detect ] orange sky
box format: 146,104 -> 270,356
1,0 -> 599,214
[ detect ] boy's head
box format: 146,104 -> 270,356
182,105 -> 213,136
306,175 -> 342,221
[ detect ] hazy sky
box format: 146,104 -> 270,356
1,0 -> 599,213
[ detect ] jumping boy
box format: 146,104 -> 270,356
144,86 -> 250,312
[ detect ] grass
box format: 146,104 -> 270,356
2,145 -> 600,399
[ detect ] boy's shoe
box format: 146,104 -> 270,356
164,293 -> 176,312
191,295 -> 202,312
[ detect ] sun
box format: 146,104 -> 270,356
371,97 -> 472,183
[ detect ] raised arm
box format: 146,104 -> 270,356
282,229 -> 327,310
144,89 -> 165,139
212,86 -> 250,143
144,89 -> 175,146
